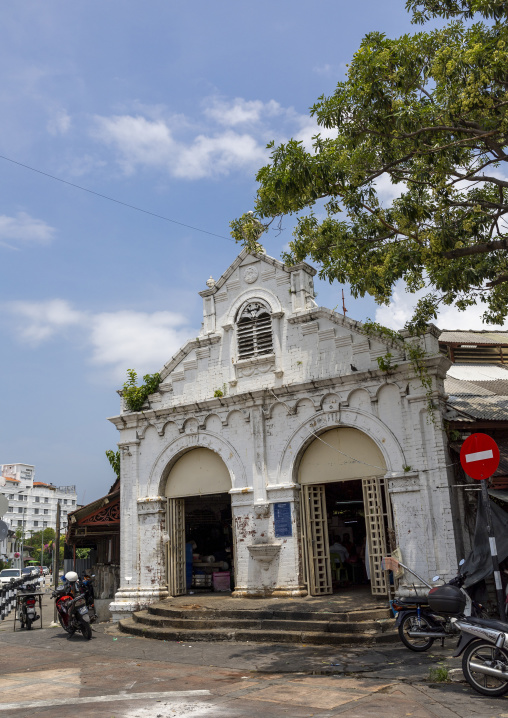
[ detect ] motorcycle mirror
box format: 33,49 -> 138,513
432,575 -> 440,582
459,559 -> 465,566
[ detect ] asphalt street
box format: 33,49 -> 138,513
2,592 -> 508,718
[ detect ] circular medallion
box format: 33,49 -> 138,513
243,266 -> 259,284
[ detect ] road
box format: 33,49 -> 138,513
1,593 -> 507,718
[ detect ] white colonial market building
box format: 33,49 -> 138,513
109,250 -> 462,619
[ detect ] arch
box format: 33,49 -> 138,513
298,427 -> 386,485
347,388 -> 372,412
164,447 -> 231,498
224,287 -> 282,326
277,408 -> 407,485
148,431 -> 248,497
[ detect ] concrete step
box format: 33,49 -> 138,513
119,615 -> 398,646
148,604 -> 391,623
133,612 -> 383,633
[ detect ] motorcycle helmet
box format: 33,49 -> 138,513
64,571 -> 79,583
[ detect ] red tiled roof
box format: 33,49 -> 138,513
3,477 -> 20,482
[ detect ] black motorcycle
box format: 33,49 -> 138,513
392,560 -> 486,652
17,582 -> 40,630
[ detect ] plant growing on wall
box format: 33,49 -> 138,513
363,319 -> 436,422
105,449 -> 121,479
122,369 -> 161,412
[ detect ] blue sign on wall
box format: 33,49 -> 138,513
274,502 -> 292,537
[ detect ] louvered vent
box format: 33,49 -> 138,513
237,302 -> 273,359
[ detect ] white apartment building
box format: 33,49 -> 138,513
1,463 -> 77,536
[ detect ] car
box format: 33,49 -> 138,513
0,568 -> 22,584
27,565 -> 44,576
21,567 -> 40,579
42,566 -> 49,576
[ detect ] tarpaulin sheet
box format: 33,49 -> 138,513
462,497 -> 508,588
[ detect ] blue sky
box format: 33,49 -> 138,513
0,1 -> 500,503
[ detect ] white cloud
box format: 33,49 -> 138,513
375,283 -> 508,331
47,109 -> 71,135
91,113 -> 269,180
4,300 -> 196,380
203,97 -> 283,126
90,96 -> 339,180
6,299 -> 84,342
89,310 -> 193,379
0,212 -> 55,249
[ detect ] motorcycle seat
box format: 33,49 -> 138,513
397,596 -> 429,605
465,616 -> 508,633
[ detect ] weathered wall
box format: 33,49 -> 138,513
109,250 -> 459,618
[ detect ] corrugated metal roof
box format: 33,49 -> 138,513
447,396 -> 508,421
440,331 -> 508,344
444,376 -> 495,397
447,364 -> 508,381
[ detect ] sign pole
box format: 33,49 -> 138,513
480,478 -> 505,620
460,433 -> 505,620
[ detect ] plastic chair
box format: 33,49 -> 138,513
330,553 -> 348,583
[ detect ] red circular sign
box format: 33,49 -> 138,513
460,433 -> 500,480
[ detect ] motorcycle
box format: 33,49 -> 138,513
452,615 -> 508,697
17,582 -> 40,630
390,559 -> 486,652
52,570 -> 92,640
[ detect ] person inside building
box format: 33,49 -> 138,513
329,536 -> 349,562
342,534 -> 355,555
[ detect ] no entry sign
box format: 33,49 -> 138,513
460,433 -> 500,480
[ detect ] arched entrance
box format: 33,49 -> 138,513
165,448 -> 233,596
298,427 -> 393,597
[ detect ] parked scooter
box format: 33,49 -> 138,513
452,615 -> 508,697
17,581 -> 40,630
52,571 -> 92,640
391,559 -> 486,652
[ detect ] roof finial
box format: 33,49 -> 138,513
206,276 -> 216,289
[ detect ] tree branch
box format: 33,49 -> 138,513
443,239 -> 508,259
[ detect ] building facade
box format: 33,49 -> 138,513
109,250 -> 462,620
1,463 -> 77,536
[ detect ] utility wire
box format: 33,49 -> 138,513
0,153 -> 236,243
269,388 -> 459,476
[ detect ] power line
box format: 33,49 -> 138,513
0,153 -> 236,243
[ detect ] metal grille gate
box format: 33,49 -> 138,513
166,497 -> 186,596
362,477 -> 393,596
301,478 -> 393,597
301,485 -> 332,595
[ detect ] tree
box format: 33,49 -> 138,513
231,0 -> 508,332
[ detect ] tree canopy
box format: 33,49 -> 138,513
231,0 -> 508,331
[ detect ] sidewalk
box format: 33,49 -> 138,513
1,619 -> 506,716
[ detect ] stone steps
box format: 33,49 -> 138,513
118,602 -> 397,646
120,615 -> 397,645
132,613 -> 384,633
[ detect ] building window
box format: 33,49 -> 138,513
64,499 -> 67,505
8,494 -> 14,500
34,521 -> 38,527
43,521 -> 48,527
44,497 -> 49,503
34,508 -> 39,514
17,520 -> 23,526
18,507 -> 23,514
34,496 -> 40,503
44,509 -> 49,515
237,301 -> 273,359
20,495 -> 27,501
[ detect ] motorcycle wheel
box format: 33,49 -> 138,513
398,612 -> 435,652
58,613 -> 75,636
81,621 -> 92,640
462,640 -> 508,697
26,617 -> 32,630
